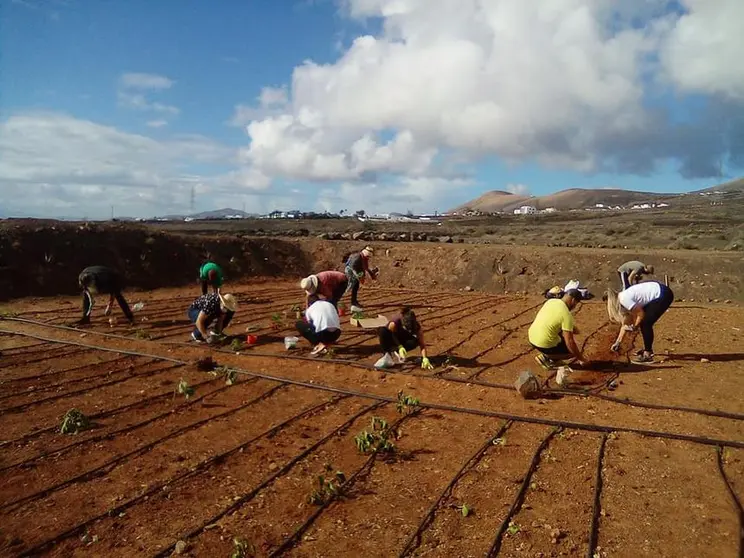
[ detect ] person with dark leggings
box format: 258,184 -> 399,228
199,262 -> 224,295
376,306 -> 433,370
607,281 -> 674,363
343,247 -> 378,312
187,293 -> 238,343
300,271 -> 349,309
78,266 -> 134,326
295,300 -> 341,355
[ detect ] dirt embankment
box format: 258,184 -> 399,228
1,221 -> 743,302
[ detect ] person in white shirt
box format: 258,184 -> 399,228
606,281 -> 674,363
295,300 -> 341,356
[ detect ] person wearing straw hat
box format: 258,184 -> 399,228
344,246 -> 378,313
77,265 -> 135,326
300,270 -> 349,309
187,292 -> 238,343
199,261 -> 224,295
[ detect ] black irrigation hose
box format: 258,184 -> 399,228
0,361 -> 184,414
17,394 -> 345,558
586,433 -> 609,558
0,346 -> 91,369
153,399 -> 388,558
3,329 -> 744,449
398,420 -> 514,558
2,382 -> 288,513
717,446 -> 744,558
486,427 -> 561,557
268,410 -> 421,557
0,377 -> 259,475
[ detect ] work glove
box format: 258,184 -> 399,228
610,342 -> 621,353
421,357 -> 434,370
397,346 -> 408,360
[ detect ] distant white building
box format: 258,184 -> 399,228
514,205 -> 537,215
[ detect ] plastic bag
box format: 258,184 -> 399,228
284,336 -> 299,350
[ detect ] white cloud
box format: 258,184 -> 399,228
119,72 -> 175,90
506,183 -> 530,196
229,86 -> 291,127
146,119 -> 169,128
0,112 -> 268,218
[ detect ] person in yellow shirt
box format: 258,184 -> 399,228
528,289 -> 587,369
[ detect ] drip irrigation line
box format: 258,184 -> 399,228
399,420 -> 514,558
268,410 -> 421,557
487,428 -> 560,557
17,394 -> 345,558
717,446 -> 744,558
0,346 -> 91,369
2,381 -> 288,513
0,361 -> 184,414
0,377 -> 259,475
153,399 -> 388,558
586,433 -> 609,558
3,328 -> 744,449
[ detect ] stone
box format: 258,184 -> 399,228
700,358 -> 710,363
439,236 -> 453,243
173,540 -> 188,555
464,286 -> 473,292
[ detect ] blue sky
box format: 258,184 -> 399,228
1,0 -> 742,218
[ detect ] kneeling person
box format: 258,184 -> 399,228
528,289 -> 587,368
188,292 -> 238,343
296,300 -> 341,356
376,306 -> 433,370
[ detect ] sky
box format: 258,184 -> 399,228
1,0 -> 743,219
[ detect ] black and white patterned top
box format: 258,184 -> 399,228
189,293 -> 221,318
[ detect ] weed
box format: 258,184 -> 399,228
308,464 -> 347,505
231,537 -> 255,558
354,417 -> 396,454
396,391 -> 420,415
0,309 -> 18,318
230,338 -> 244,352
60,409 -> 90,434
176,379 -> 195,400
507,521 -> 520,536
493,436 -> 507,446
457,504 -> 473,517
134,329 -> 152,340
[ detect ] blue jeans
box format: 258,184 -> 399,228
188,308 -> 233,340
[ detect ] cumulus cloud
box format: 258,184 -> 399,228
229,86 -> 291,127
506,183 -> 530,196
238,0 -> 744,193
119,73 -> 175,90
0,112 -> 269,218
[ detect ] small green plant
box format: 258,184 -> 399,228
270,313 -> 283,330
396,391 -> 420,415
0,309 -> 18,318
290,304 -> 303,319
224,368 -> 238,386
354,417 -> 396,454
351,311 -> 366,320
60,409 -> 90,434
308,464 -> 346,505
134,328 -> 152,340
458,504 -> 472,517
230,338 -> 243,352
176,379 -> 195,400
493,436 -> 507,446
231,537 -> 255,558
507,521 -> 520,536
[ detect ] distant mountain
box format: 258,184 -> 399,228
158,208 -> 257,220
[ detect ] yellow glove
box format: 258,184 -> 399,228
421,357 -> 433,370
397,346 -> 408,359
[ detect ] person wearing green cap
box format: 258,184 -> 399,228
199,262 -> 223,295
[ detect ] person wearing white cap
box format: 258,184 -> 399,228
187,292 -> 238,343
300,270 -> 349,309
343,246 -> 379,313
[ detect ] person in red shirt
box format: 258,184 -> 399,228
343,246 -> 378,312
300,270 -> 349,309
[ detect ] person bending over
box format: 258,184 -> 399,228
528,289 -> 587,369
295,299 -> 342,356
187,292 -> 238,343
344,246 -> 378,313
300,270 -> 349,309
607,280 -> 673,363
78,266 -> 134,326
199,261 -> 224,295
376,306 -> 433,370
617,260 -> 654,291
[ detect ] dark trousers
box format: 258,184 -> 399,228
619,272 -> 631,290
188,308 -> 234,340
295,321 -> 341,345
378,327 -> 419,354
82,289 -> 133,323
345,267 -> 361,306
531,334 -> 570,357
640,285 -> 674,353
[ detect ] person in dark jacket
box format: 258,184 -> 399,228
375,306 -> 433,370
78,266 -> 134,325
344,246 -> 378,312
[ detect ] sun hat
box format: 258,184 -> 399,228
300,275 -> 319,293
362,246 -> 374,255
219,293 -> 238,313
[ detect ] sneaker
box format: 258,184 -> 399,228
535,353 -> 553,371
191,332 -> 204,343
310,344 -> 328,356
632,352 -> 655,364
350,305 -> 364,313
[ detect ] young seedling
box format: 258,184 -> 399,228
493,436 -> 507,446
134,329 -> 152,340
0,309 -> 18,319
308,464 -> 347,505
351,311 -> 366,321
176,379 -> 195,400
231,537 -> 255,558
290,304 -> 302,320
354,417 -> 396,454
506,521 -> 521,536
458,504 -> 473,517
396,391 -> 420,415
230,338 -> 244,352
224,368 -> 238,386
270,313 -> 283,331
60,409 -> 91,434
